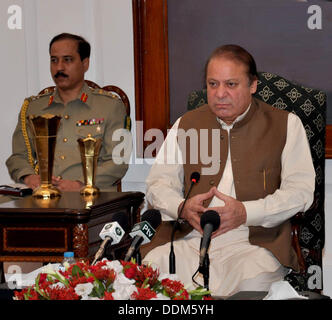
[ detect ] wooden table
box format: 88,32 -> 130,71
0,191 -> 144,281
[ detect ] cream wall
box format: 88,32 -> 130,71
0,0 -> 145,189
0,0 -> 331,296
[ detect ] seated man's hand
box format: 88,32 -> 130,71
208,187 -> 247,238
23,174 -> 41,189
52,176 -> 84,191
179,187 -> 215,234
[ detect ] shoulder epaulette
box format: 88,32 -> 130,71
92,88 -> 120,100
26,89 -> 53,103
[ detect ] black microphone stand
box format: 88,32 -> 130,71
135,250 -> 142,265
169,180 -> 196,274
199,252 -> 210,290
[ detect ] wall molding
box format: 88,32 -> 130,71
132,0 -> 169,157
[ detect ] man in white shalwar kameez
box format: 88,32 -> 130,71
143,45 -> 315,297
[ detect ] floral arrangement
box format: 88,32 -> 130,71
14,259 -> 212,300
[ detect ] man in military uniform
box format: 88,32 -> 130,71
6,33 -> 131,191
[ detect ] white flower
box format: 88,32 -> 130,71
102,259 -> 123,274
74,283 -> 94,298
112,273 -> 136,300
41,264 -> 58,275
41,264 -> 67,283
49,282 -> 66,290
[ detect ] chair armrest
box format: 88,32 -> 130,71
291,212 -> 306,274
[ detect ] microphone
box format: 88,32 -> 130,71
124,209 -> 162,262
199,210 -> 220,268
169,171 -> 200,273
92,212 -> 129,265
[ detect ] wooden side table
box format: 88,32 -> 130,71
0,191 -> 144,282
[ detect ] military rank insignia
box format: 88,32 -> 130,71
124,115 -> 131,131
76,118 -> 104,126
48,95 -> 54,106
80,93 -> 88,103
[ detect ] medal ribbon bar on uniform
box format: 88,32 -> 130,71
76,118 -> 104,126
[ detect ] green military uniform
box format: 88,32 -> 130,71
6,82 -> 131,191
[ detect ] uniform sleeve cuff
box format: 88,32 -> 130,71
17,170 -> 36,183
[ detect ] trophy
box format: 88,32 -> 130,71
32,197 -> 60,209
29,114 -> 62,199
82,194 -> 97,209
77,134 -> 102,196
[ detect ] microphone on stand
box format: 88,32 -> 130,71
199,210 -> 220,267
169,171 -> 200,274
92,213 -> 129,265
124,209 -> 162,262
198,210 -> 220,290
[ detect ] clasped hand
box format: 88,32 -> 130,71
179,186 -> 247,238
24,174 -> 84,191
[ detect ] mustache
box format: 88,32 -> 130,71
54,71 -> 68,78
216,99 -> 232,104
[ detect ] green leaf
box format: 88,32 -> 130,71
71,265 -> 84,277
34,274 -> 49,300
24,288 -> 32,300
89,281 -> 105,298
188,286 -> 211,300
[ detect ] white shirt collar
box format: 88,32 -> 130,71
216,102 -> 252,130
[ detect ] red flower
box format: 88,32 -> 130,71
121,260 -> 138,279
131,287 -> 157,300
89,260 -> 108,273
39,273 -> 47,285
15,288 -> 39,300
45,286 -> 80,300
103,291 -> 114,300
173,290 -> 189,300
161,279 -> 188,299
13,259 -> 211,300
135,265 -> 159,287
69,275 -> 94,287
94,268 -> 116,283
124,266 -> 137,279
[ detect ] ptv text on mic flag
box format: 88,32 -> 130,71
129,220 -> 156,245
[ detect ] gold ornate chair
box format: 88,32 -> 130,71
38,80 -> 131,192
187,71 -> 326,292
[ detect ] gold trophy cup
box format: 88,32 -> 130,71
29,114 -> 62,199
78,134 -> 102,196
